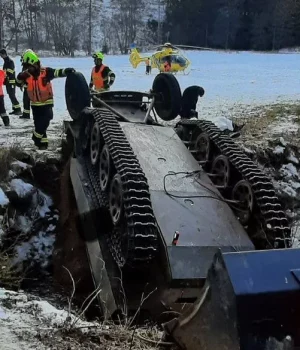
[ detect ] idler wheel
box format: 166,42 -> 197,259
90,122 -> 101,165
99,145 -> 111,191
193,132 -> 211,163
210,155 -> 230,188
109,173 -> 124,225
231,180 -> 254,225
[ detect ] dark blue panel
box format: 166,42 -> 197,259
221,249 -> 300,295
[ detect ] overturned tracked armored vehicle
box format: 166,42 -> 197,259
64,72 -> 300,349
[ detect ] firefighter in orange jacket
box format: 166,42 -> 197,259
164,56 -> 171,72
0,69 -> 10,126
16,50 -> 75,150
89,52 -> 115,92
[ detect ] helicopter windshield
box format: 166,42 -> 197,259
161,55 -> 188,67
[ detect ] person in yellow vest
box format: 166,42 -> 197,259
16,50 -> 75,150
89,52 -> 115,92
145,57 -> 151,74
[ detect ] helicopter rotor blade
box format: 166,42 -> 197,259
171,44 -> 213,51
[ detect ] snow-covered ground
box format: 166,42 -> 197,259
1,50 -> 300,152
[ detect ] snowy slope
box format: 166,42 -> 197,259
1,50 -> 300,151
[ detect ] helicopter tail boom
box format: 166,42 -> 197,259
129,48 -> 148,68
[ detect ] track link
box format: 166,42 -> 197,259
177,119 -> 291,248
85,108 -> 158,267
84,157 -> 126,266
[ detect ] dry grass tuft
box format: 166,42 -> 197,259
40,323 -> 176,350
0,251 -> 24,289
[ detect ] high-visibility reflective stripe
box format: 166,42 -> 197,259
8,80 -> 15,83
54,69 -> 60,78
30,99 -> 54,106
95,87 -> 109,92
33,131 -> 43,139
41,138 -> 48,143
16,78 -> 23,84
6,69 -> 14,73
23,109 -> 30,114
13,104 -> 21,108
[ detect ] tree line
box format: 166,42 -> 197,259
163,0 -> 300,51
0,0 -> 299,55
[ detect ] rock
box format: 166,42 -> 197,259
10,160 -> 32,177
10,179 -> 35,199
5,190 -> 34,213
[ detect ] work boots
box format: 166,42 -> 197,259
19,114 -> 30,119
9,109 -> 22,116
1,115 -> 10,126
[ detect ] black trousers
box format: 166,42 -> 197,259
0,95 -> 9,126
31,105 -> 53,148
23,88 -> 30,116
6,83 -> 21,111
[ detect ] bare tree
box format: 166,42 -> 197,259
110,0 -> 147,54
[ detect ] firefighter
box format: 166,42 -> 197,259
0,48 -> 22,115
19,49 -> 33,119
89,52 -> 115,92
0,69 -> 10,126
163,56 -> 171,72
16,50 -> 75,150
145,57 -> 151,74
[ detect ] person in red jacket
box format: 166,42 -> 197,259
0,69 -> 10,126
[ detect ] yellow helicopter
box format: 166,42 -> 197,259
129,42 -> 211,74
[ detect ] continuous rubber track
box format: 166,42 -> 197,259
177,119 -> 291,249
84,108 -> 159,267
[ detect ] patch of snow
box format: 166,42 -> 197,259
0,188 -> 9,206
275,181 -> 297,197
241,146 -> 255,154
14,216 -> 32,234
287,153 -> 299,164
10,179 -> 34,198
46,224 -> 56,232
288,180 -> 300,190
11,160 -> 31,170
273,146 -> 285,154
214,116 -> 234,131
280,137 -> 288,146
0,228 -> 4,240
271,122 -> 299,135
8,170 -> 16,178
13,231 -> 55,269
280,163 -> 299,179
0,288 -> 95,337
0,306 -> 7,319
